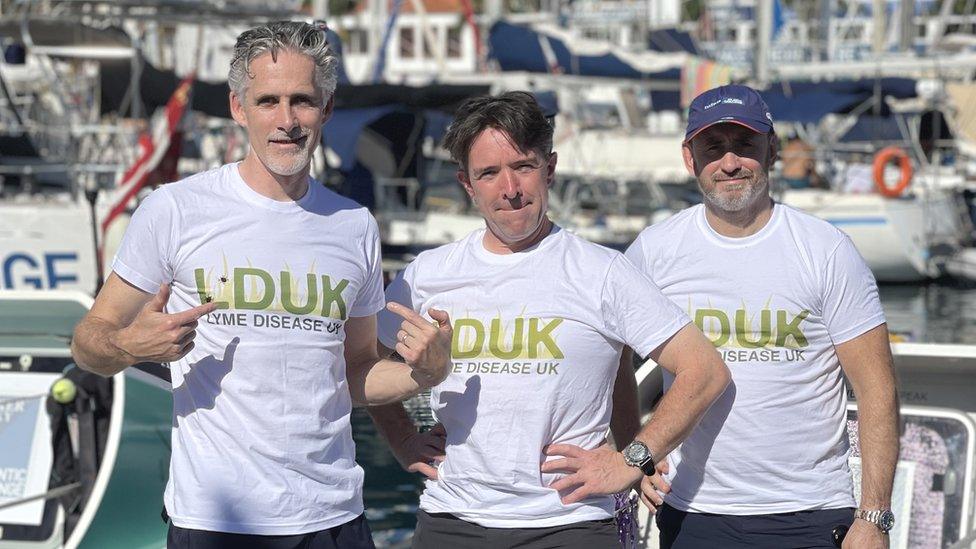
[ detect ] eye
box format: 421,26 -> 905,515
516,164 -> 536,173
257,96 -> 277,107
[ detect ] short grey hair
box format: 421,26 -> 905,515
228,21 -> 338,101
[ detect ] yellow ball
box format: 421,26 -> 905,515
51,378 -> 77,404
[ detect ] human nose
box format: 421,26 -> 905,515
719,151 -> 742,173
500,169 -> 521,199
274,101 -> 298,130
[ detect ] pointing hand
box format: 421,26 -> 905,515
388,303 -> 453,388
115,284 -> 217,363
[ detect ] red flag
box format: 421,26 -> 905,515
99,75 -> 193,235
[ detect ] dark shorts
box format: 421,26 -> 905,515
412,509 -> 619,549
166,514 -> 375,549
657,503 -> 855,549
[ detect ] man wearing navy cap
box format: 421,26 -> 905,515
621,84 -> 899,548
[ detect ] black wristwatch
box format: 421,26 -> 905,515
854,508 -> 895,533
622,440 -> 656,476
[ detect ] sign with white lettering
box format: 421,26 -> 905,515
0,374 -> 58,525
0,203 -> 98,295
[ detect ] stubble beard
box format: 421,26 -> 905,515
701,170 -> 769,213
259,132 -> 314,177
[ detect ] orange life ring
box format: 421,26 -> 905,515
872,146 -> 913,198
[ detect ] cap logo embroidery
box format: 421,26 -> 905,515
703,97 -> 744,110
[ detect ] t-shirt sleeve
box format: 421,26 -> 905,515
111,187 -> 178,293
821,235 -> 886,344
376,263 -> 417,349
601,254 -> 690,358
623,234 -> 648,273
349,212 -> 386,318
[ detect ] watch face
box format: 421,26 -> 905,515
879,510 -> 895,531
624,442 -> 649,464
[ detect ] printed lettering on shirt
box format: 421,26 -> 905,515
194,258 -> 351,334
687,298 -> 811,363
448,315 -> 563,376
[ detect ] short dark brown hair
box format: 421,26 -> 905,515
443,91 -> 553,173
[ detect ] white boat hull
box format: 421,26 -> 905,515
781,189 -> 965,282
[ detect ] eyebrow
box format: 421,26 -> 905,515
470,164 -> 499,178
252,92 -> 319,103
470,155 -> 541,176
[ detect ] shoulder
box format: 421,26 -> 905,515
776,203 -> 848,250
312,184 -> 373,219
153,164 -> 234,205
315,184 -> 369,211
558,229 -> 620,262
411,229 -> 480,268
631,205 -> 700,255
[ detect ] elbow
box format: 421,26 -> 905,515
69,339 -> 93,373
69,337 -> 112,378
707,361 -> 732,402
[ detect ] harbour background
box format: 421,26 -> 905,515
354,279 -> 976,544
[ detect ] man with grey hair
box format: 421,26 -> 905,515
71,21 -> 453,548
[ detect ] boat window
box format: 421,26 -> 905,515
399,26 -> 415,59
447,27 -> 462,59
349,29 -> 369,55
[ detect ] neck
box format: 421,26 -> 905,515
703,196 -> 774,237
238,153 -> 310,201
483,217 -> 553,254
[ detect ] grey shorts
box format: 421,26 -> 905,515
412,509 -> 620,549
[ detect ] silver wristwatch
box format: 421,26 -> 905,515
622,440 -> 656,476
854,508 -> 895,533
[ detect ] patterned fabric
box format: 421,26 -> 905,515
847,419 -> 948,548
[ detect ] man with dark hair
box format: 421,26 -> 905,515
368,91 -> 730,548
71,21 -> 452,548
626,84 -> 899,548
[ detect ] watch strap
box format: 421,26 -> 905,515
855,508 -> 893,533
636,455 -> 656,476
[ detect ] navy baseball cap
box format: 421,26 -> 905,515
684,85 -> 774,143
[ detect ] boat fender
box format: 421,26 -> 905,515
873,147 -> 913,198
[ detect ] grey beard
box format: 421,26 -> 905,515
701,174 -> 768,212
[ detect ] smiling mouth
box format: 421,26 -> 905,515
715,175 -> 750,182
269,135 -> 308,147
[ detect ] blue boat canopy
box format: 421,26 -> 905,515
488,21 -> 681,81
760,78 -> 917,123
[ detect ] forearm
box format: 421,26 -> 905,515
634,342 -> 729,463
70,316 -> 136,377
347,357 -> 429,406
854,383 -> 900,508
837,325 -> 900,510
610,348 -> 641,448
367,402 -> 417,448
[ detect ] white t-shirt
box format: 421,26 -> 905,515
378,227 -> 689,528
625,203 -> 885,515
113,163 -> 385,535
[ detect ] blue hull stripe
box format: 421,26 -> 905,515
825,217 -> 888,226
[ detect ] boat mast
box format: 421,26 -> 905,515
872,0 -> 886,56
755,0 -> 773,87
